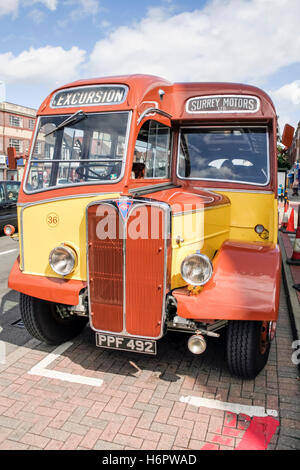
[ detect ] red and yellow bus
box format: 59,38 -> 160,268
6,74 -> 291,378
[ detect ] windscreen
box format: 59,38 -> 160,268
25,112 -> 129,192
178,127 -> 269,185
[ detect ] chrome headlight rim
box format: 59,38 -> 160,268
180,253 -> 213,286
49,244 -> 77,276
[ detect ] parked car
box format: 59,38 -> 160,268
0,181 -> 20,231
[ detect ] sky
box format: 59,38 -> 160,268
0,0 -> 299,133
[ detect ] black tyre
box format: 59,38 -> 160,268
226,320 -> 271,379
20,293 -> 88,345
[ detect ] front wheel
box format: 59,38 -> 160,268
226,320 -> 274,379
20,293 -> 88,345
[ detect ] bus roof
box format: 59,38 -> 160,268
37,74 -> 276,122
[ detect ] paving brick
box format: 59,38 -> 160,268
138,389 -> 154,403
138,411 -> 156,429
94,440 -> 124,450
6,421 -> 32,442
61,433 -> 83,450
114,433 -> 143,449
99,411 -> 126,424
50,410 -> 72,429
34,406 -> 59,418
174,426 -> 192,448
0,440 -> 29,450
188,439 -> 206,450
141,439 -> 157,450
150,422 -> 178,436
41,427 -> 70,442
222,426 -> 242,438
224,412 -> 237,428
62,421 -> 90,436
100,422 -> 121,442
171,402 -> 186,418
81,416 -> 108,430
30,416 -> 53,435
119,416 -> 139,436
79,428 -> 103,449
156,433 -> 175,450
168,416 -> 194,430
44,439 -> 64,450
118,405 -> 144,418
21,433 -> 50,449
132,428 -> 161,443
208,433 -> 235,447
154,407 -> 172,424
191,421 -> 208,441
0,415 -> 20,429
277,436 -> 300,450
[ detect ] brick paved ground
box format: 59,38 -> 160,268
0,283 -> 299,450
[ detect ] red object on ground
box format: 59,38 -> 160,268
281,202 -> 289,230
286,208 -> 295,233
235,416 -> 280,450
287,208 -> 300,265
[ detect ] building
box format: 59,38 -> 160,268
289,121 -> 300,166
0,101 -> 37,181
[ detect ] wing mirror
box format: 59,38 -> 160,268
281,124 -> 295,149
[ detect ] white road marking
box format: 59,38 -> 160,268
28,341 -> 103,387
0,326 -> 5,364
0,249 -> 17,256
180,395 -> 278,417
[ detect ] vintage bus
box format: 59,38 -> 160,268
6,74 -> 289,379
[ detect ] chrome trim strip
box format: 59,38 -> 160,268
85,201 -> 124,334
197,187 -> 274,194
137,107 -> 172,125
86,198 -> 171,340
17,192 -> 118,208
23,110 -> 132,195
172,203 -> 231,217
19,192 -> 116,272
50,84 -> 129,109
185,94 -> 260,114
176,125 -> 270,187
129,182 -> 178,196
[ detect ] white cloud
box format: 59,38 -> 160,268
0,46 -> 86,85
270,81 -> 300,131
87,0 -> 300,84
0,0 -> 57,17
272,81 -> 300,106
0,0 -> 19,17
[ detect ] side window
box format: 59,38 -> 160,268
132,120 -> 171,179
5,183 -> 19,202
0,184 -> 4,204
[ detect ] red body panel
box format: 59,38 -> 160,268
88,204 -> 123,332
8,258 -> 86,305
126,205 -> 165,337
173,241 -> 281,321
87,201 -> 166,338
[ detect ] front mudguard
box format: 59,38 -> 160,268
173,240 -> 281,322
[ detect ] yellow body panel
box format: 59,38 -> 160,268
170,191 -> 277,289
171,205 -> 230,289
215,191 -> 277,243
19,194 -> 120,280
18,190 -> 277,291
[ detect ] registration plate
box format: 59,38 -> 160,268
96,333 -> 157,355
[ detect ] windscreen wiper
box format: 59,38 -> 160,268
44,110 -> 87,137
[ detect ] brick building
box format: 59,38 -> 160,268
0,101 -> 37,180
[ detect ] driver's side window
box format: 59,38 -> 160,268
132,120 -> 171,179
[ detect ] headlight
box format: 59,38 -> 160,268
180,253 -> 213,286
49,245 -> 77,276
